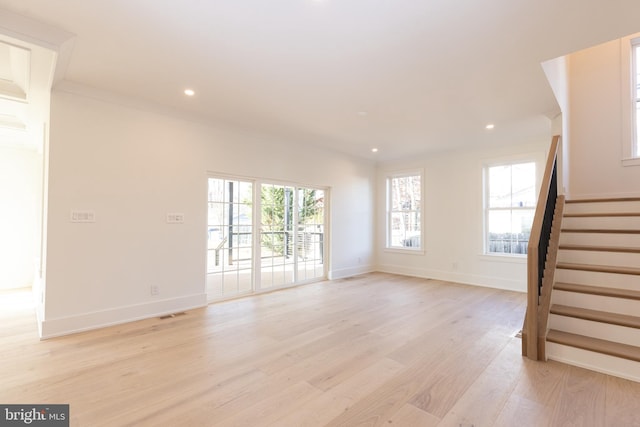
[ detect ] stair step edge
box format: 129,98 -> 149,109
559,244 -> 640,253
561,229 -> 640,234
564,213 -> 640,218
546,329 -> 640,362
550,304 -> 640,329
556,263 -> 640,275
554,282 -> 640,300
566,197 -> 640,203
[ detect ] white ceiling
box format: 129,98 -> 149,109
1,0 -> 640,161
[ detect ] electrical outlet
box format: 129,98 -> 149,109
70,210 -> 96,223
150,285 -> 159,296
166,213 -> 184,224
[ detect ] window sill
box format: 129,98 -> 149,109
478,253 -> 526,264
622,157 -> 640,167
384,247 -> 425,256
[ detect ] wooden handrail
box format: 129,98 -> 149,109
523,135 -> 560,360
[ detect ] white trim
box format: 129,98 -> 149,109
383,247 -> 425,256
621,34 -> 640,163
40,293 -> 207,339
329,265 -> 375,280
546,342 -> 640,383
622,157 -> 640,167
478,253 -> 526,264
376,263 -> 526,292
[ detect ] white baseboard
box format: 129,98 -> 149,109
329,265 -> 375,280
376,264 -> 526,293
547,342 -> 640,383
40,293 -> 207,339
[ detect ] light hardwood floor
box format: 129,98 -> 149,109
2,273 -> 640,426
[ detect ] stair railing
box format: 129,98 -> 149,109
523,135 -> 560,360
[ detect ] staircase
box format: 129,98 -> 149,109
546,197 -> 640,382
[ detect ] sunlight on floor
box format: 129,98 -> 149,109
0,287 -> 34,317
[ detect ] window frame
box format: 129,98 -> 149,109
385,169 -> 424,254
621,35 -> 640,166
482,157 -> 541,258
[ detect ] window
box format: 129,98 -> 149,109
623,35 -> 640,165
633,39 -> 640,157
484,162 -> 536,255
386,172 -> 422,251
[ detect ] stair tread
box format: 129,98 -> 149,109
547,329 -> 640,362
564,212 -> 640,217
554,282 -> 640,300
561,229 -> 640,234
559,244 -> 640,253
550,304 -> 640,329
556,262 -> 640,275
566,197 -> 640,203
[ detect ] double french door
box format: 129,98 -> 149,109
206,177 -> 326,300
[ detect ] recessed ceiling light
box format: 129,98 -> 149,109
371,148 -> 378,153
485,123 -> 495,130
184,89 -> 195,96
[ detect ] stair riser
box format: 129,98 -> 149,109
552,290 -> 640,317
565,200 -> 640,215
560,232 -> 640,247
554,269 -> 640,292
557,249 -> 640,269
549,314 -> 640,347
563,216 -> 640,230
546,342 -> 640,382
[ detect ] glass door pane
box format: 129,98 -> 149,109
297,187 -> 325,281
260,184 -> 295,289
207,177 -> 253,300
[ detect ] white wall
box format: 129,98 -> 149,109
376,140 -> 550,292
568,36 -> 640,198
542,56 -> 569,195
42,89 -> 375,337
0,145 -> 41,290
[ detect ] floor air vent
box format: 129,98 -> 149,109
159,312 -> 186,320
